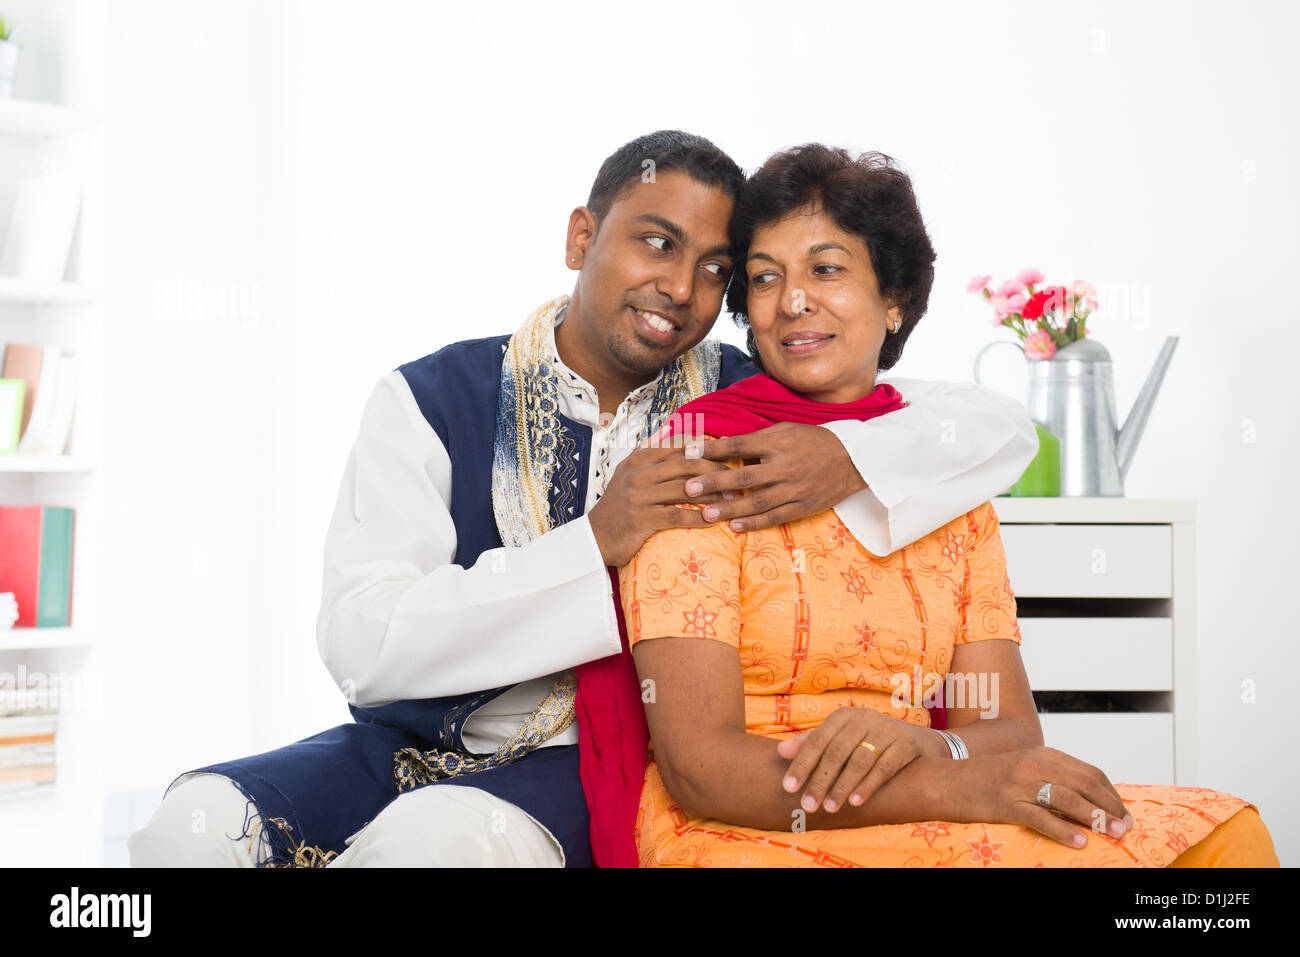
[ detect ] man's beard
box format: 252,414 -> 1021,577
607,329 -> 673,380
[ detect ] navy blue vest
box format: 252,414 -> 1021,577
180,333 -> 761,867
350,334 -> 762,748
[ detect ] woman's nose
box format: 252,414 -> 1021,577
783,287 -> 817,317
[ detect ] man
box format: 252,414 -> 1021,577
128,131 -> 1036,867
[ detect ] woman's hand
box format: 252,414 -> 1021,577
776,707 -> 944,813
954,746 -> 1134,847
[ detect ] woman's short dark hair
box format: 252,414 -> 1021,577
725,145 -> 936,372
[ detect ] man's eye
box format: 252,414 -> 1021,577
703,263 -> 727,277
645,236 -> 670,251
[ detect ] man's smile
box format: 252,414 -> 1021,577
629,305 -> 685,346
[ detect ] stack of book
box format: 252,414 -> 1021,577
0,504 -> 74,627
0,685 -> 58,794
0,342 -> 79,456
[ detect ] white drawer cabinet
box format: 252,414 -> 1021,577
1037,713 -> 1175,786
1017,618 -> 1173,691
991,498 -> 1196,786
999,525 -> 1172,598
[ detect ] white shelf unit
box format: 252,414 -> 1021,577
0,97 -> 94,139
0,276 -> 98,305
0,454 -> 95,472
0,626 -> 89,651
991,497 -> 1196,787
0,25 -> 106,864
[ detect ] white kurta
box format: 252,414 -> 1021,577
315,308 -> 1038,752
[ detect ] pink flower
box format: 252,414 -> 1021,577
995,292 -> 1027,319
967,274 -> 992,294
1073,279 -> 1097,298
1016,268 -> 1045,286
1023,329 -> 1057,360
997,279 -> 1027,298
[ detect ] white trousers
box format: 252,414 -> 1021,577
127,772 -> 566,867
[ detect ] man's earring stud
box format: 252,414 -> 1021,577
569,257 -> 576,263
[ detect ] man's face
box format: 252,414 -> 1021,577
569,171 -> 735,379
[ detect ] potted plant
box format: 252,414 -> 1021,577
969,268 -> 1178,497
0,15 -> 17,99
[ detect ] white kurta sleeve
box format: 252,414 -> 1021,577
316,370 -> 621,708
821,378 -> 1038,556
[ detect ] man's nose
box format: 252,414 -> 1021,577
656,259 -> 696,307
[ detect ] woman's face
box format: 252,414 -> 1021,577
744,204 -> 901,403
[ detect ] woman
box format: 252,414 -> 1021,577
613,144 -> 1278,867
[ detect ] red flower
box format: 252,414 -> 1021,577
1042,286 -> 1073,315
1022,286 -> 1072,321
1021,290 -> 1050,321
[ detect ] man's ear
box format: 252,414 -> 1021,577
566,206 -> 597,270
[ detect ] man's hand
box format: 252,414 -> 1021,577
588,444 -> 732,567
683,423 -> 867,533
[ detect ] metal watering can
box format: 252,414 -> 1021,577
973,336 -> 1179,496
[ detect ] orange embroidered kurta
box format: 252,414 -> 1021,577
618,483 -> 1254,868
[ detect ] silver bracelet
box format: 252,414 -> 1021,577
935,729 -> 969,760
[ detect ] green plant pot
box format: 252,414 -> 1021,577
1010,423 -> 1061,496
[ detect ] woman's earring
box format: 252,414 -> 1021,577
569,256 -> 576,263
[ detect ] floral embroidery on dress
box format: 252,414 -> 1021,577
853,621 -> 879,654
940,529 -> 968,564
911,822 -> 950,848
679,548 -> 711,585
841,565 -> 871,603
967,829 -> 1005,867
1165,830 -> 1191,856
681,603 -> 718,638
825,517 -> 852,550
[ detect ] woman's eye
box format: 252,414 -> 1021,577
750,271 -> 777,286
814,264 -> 842,276
645,236 -> 670,252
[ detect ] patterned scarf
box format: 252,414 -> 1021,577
392,294 -> 719,789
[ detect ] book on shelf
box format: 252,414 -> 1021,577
0,378 -> 21,452
0,690 -> 58,794
0,504 -> 75,627
0,169 -> 86,284
0,342 -> 78,457
0,682 -> 61,711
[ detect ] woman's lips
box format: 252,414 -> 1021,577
781,333 -> 835,355
630,306 -> 682,346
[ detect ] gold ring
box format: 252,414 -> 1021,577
857,740 -> 879,755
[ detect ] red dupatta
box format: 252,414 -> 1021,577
573,372 -> 907,867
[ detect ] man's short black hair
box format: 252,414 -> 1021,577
586,130 -> 746,226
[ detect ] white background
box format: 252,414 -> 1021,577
12,0 -> 1300,865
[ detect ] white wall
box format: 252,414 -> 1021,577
98,0 -> 1299,864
